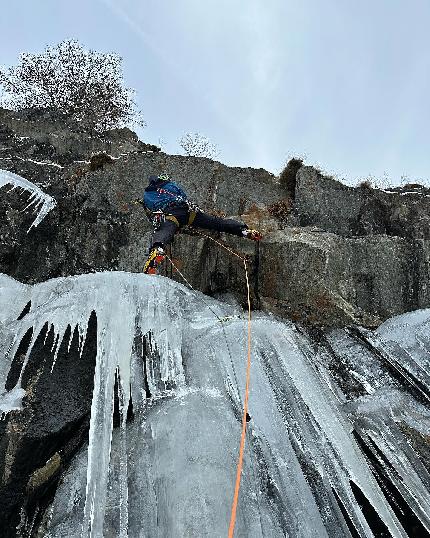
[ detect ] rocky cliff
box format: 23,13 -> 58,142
1,108 -> 430,537
1,107 -> 430,328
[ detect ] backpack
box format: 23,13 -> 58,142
143,180 -> 188,212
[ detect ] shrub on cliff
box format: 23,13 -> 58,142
179,132 -> 219,159
279,158 -> 303,197
0,39 -> 144,131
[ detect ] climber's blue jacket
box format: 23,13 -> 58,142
143,176 -> 188,212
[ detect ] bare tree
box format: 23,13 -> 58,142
179,132 -> 219,159
0,39 -> 144,131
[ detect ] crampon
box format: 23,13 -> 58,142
143,246 -> 166,275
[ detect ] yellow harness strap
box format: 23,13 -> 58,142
188,211 -> 197,226
165,212 -> 196,227
165,215 -> 180,227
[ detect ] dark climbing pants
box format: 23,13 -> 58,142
152,206 -> 246,248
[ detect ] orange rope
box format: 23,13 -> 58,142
228,256 -> 252,538
192,230 -> 247,261
190,230 -> 253,537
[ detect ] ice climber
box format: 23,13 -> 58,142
140,174 -> 263,274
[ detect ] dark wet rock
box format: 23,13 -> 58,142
0,317 -> 96,536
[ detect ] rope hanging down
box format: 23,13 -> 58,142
167,230 -> 253,538
228,255 -> 252,538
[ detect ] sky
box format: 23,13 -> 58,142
1,0 -> 430,186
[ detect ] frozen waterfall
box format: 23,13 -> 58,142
1,271 -> 430,537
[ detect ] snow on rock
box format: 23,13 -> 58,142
1,271 -> 430,537
0,168 -> 57,231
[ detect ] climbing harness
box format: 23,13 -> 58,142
166,231 -> 253,538
150,210 -> 166,229
130,200 -> 165,229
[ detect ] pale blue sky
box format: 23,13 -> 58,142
1,1 -> 429,185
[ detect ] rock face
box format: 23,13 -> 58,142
295,166 -> 430,239
1,106 -> 430,328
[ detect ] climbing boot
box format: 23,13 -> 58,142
143,246 -> 166,275
242,228 -> 263,241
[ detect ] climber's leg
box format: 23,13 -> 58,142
151,219 -> 178,249
191,211 -> 247,237
191,211 -> 262,240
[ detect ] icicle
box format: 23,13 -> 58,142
117,372 -> 129,538
80,326 -> 88,357
270,325 -> 407,537
0,169 -> 57,231
82,276 -> 139,537
67,325 -> 75,354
